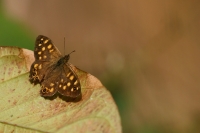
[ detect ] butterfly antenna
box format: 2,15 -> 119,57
64,37 -> 65,55
69,50 -> 75,55
64,37 -> 75,55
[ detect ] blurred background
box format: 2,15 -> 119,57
1,0 -> 200,132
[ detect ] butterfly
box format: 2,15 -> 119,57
29,35 -> 81,98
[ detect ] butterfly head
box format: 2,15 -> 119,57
63,50 -> 75,63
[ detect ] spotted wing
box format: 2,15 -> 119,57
29,35 -> 62,83
57,63 -> 81,98
40,63 -> 81,98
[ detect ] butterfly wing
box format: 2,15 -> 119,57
39,63 -> 61,96
40,62 -> 81,98
29,35 -> 62,83
57,63 -> 81,98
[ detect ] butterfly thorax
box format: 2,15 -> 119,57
56,55 -> 70,66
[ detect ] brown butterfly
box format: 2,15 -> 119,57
29,35 -> 81,98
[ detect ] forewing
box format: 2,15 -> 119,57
29,35 -> 62,83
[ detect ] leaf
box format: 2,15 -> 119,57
0,46 -> 121,133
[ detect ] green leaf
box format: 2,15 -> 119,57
0,47 -> 122,133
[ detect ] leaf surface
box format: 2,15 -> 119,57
0,46 -> 121,133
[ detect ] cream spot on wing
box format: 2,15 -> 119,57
49,49 -> 54,53
38,64 -> 42,69
43,55 -> 47,59
34,64 -> 38,68
69,75 -> 74,80
63,86 -> 67,90
74,80 -> 78,85
44,39 -> 49,44
66,72 -> 71,77
47,44 -> 52,49
67,82 -> 71,87
42,47 -> 45,51
50,83 -> 55,86
38,51 -> 42,55
49,88 -> 54,92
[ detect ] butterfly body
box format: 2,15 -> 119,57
29,35 -> 81,98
